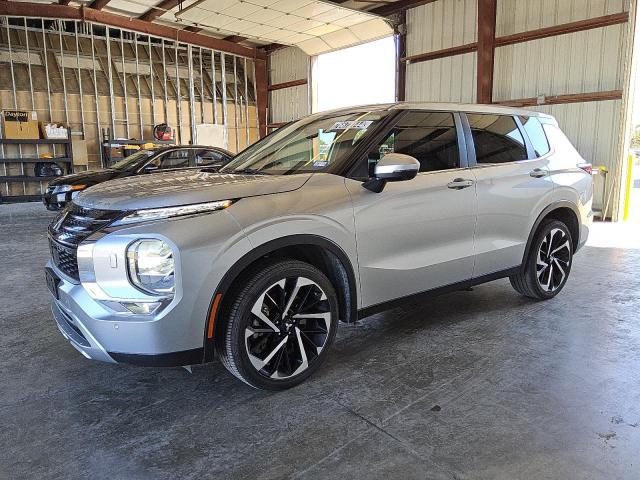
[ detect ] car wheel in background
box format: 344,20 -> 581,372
510,219 -> 574,300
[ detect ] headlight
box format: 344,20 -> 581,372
56,184 -> 86,193
126,239 -> 175,296
113,200 -> 234,226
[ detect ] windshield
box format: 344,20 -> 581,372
220,110 -> 388,175
111,149 -> 156,171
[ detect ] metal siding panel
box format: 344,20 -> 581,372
268,46 -> 309,122
406,0 -> 477,56
269,85 -> 308,123
496,0 -> 628,36
269,46 -> 309,84
406,52 -> 477,103
405,0 -> 478,103
493,24 -> 626,101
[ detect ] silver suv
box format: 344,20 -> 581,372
46,103 -> 593,390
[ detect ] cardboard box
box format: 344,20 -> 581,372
40,122 -> 70,140
71,138 -> 88,166
1,110 -> 40,140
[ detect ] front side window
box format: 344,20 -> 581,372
468,114 -> 527,164
148,149 -> 191,170
111,149 -> 155,171
220,110 -> 389,175
519,116 -> 551,157
352,111 -> 460,178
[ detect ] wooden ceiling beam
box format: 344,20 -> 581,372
371,0 -> 438,17
223,35 -> 247,43
87,0 -> 111,10
139,0 -> 181,22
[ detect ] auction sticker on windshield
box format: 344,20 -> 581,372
329,120 -> 373,131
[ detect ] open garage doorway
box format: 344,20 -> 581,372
311,36 -> 396,113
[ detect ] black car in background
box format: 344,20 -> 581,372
43,145 -> 233,210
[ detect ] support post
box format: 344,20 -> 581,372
476,0 -> 497,104
233,56 -> 239,152
187,44 -> 197,143
254,57 -> 268,138
105,27 -> 116,139
221,53 -> 228,147
212,50 -> 219,124
395,11 -> 406,102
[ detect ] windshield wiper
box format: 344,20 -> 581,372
229,168 -> 270,175
199,166 -> 221,173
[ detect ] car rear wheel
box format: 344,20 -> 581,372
217,259 -> 338,390
510,219 -> 574,300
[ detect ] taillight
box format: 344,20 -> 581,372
578,163 -> 593,175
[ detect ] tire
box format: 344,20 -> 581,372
217,259 -> 339,390
509,219 -> 574,300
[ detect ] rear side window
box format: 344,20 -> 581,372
374,111 -> 460,173
519,116 -> 551,157
467,114 -> 527,164
195,149 -> 227,166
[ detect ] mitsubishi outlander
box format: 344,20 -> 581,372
46,103 -> 593,390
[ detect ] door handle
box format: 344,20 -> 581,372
529,168 -> 547,178
447,178 -> 475,190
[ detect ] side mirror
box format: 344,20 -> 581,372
143,164 -> 159,173
362,153 -> 420,193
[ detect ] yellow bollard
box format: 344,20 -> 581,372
623,153 -> 634,221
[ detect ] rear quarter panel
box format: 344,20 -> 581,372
544,123 -> 594,249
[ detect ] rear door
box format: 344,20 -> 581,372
464,113 -> 554,277
345,110 -> 477,308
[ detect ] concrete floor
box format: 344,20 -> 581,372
2,203 -> 640,480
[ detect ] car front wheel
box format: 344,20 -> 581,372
510,219 -> 574,300
217,259 -> 338,390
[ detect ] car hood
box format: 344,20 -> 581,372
49,169 -> 120,187
74,170 -> 313,210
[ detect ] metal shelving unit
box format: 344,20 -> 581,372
0,135 -> 73,203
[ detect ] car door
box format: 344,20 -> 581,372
345,110 -> 477,308
464,113 -> 555,277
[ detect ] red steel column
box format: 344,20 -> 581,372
476,0 -> 497,104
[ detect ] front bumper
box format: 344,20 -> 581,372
51,296 -> 116,363
46,207 -> 252,367
48,259 -> 205,366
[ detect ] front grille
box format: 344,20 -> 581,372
49,202 -> 121,246
49,239 -> 80,281
48,202 -> 122,281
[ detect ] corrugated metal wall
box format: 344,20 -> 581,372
494,0 -> 632,213
406,53 -> 477,103
268,47 -> 309,125
405,0 -> 478,102
496,0 -> 628,35
404,0 -> 634,214
493,25 -> 628,101
406,0 -> 478,53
